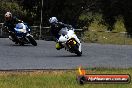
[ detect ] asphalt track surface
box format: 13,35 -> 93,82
0,38 -> 132,70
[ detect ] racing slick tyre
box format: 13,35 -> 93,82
27,35 -> 37,46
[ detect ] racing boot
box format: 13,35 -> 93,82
56,42 -> 64,50
9,36 -> 13,40
9,35 -> 16,42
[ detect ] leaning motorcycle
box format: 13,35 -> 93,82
58,27 -> 82,56
13,22 -> 37,46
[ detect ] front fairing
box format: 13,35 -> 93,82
14,23 -> 28,37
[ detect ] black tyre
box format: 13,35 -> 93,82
11,36 -> 24,46
18,40 -> 24,46
27,35 -> 37,46
75,51 -> 82,56
72,45 -> 82,56
76,76 -> 86,85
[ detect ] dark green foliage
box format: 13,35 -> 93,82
1,0 -> 132,35
0,0 -> 27,22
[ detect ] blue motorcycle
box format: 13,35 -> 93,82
13,22 -> 37,46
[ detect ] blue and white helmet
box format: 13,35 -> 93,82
49,17 -> 58,24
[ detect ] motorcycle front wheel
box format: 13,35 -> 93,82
72,45 -> 82,56
75,50 -> 82,56
27,35 -> 37,46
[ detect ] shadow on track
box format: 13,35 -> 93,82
12,44 -> 32,46
46,54 -> 84,58
4,43 -> 34,47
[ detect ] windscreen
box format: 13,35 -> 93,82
59,27 -> 68,35
15,23 -> 24,29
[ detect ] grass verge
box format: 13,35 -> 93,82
82,31 -> 132,45
81,15 -> 132,45
0,68 -> 131,88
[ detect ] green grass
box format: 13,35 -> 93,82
80,13 -> 132,45
82,16 -> 132,45
113,16 -> 126,33
82,31 -> 132,45
0,68 -> 131,88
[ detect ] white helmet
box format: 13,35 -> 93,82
49,17 -> 58,24
5,12 -> 12,18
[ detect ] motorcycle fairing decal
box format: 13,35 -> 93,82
67,38 -> 77,48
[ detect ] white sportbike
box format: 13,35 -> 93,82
58,27 -> 82,56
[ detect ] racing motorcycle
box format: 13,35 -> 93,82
58,27 -> 82,56
3,22 -> 37,46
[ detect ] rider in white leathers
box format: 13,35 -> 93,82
49,17 -> 81,52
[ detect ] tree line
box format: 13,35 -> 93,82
1,0 -> 132,36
